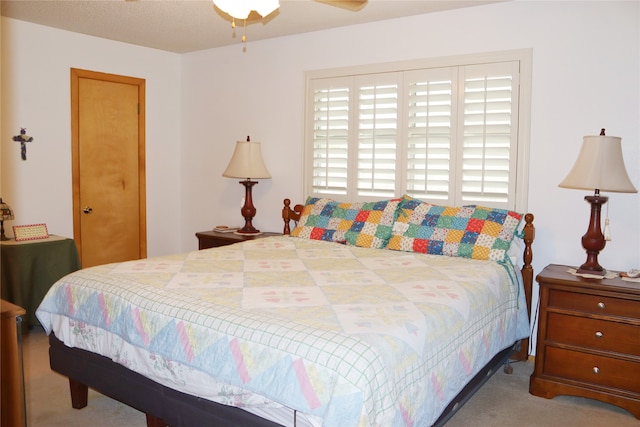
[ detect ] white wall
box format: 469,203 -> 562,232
2,1 -> 638,351
180,0 -> 639,350
1,19 -> 183,256
181,0 -> 639,267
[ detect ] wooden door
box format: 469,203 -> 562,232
71,69 -> 146,268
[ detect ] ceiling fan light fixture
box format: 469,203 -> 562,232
213,0 -> 280,20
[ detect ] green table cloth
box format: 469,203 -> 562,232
1,236 -> 80,328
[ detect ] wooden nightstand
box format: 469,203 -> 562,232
195,230 -> 282,250
530,264 -> 640,419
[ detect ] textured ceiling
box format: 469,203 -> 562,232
1,0 -> 504,53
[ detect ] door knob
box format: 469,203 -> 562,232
83,206 -> 93,214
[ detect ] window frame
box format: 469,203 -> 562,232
304,49 -> 532,213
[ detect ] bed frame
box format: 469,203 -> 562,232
49,199 -> 535,427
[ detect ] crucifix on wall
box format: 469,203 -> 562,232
12,128 -> 34,161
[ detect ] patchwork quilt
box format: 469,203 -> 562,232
37,236 -> 529,427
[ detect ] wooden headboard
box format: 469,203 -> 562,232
282,198 -> 304,235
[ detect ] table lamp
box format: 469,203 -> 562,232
0,198 -> 15,241
559,129 -> 637,275
222,136 -> 271,235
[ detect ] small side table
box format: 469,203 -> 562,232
195,230 -> 281,250
530,264 -> 640,419
1,236 -> 81,327
1,299 -> 27,427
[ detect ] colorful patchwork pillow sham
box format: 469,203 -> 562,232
344,198 -> 401,249
290,196 -> 401,249
388,196 -> 523,262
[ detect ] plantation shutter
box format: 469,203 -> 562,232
356,73 -> 400,198
457,61 -> 519,206
310,78 -> 351,196
404,67 -> 457,204
305,53 -> 528,210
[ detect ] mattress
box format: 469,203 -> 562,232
37,235 -> 529,426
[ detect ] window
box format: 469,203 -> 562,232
305,50 -> 531,212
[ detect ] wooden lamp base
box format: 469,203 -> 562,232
577,193 -> 608,275
236,179 -> 261,235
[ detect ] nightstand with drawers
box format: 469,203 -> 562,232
195,230 -> 282,250
529,264 -> 640,419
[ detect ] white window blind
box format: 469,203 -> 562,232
404,67 -> 456,203
310,78 -> 350,196
305,51 -> 531,211
356,73 -> 400,198
458,62 -> 519,206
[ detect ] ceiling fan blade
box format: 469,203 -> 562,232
314,0 -> 368,12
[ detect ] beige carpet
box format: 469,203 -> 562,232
22,328 -> 638,427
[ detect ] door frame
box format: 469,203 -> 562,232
70,68 -> 147,265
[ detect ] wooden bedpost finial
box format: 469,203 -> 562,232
282,198 -> 304,235
523,213 -> 535,270
283,199 -> 292,235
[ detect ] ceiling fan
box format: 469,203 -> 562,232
210,0 -> 368,42
211,0 -> 369,20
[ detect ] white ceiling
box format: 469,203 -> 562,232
0,0 -> 503,53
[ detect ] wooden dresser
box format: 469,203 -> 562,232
530,264 -> 640,419
1,299 -> 27,427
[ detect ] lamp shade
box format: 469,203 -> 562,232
559,133 -> 637,193
0,198 -> 14,220
222,139 -> 271,180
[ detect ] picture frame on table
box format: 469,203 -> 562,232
13,224 -> 49,241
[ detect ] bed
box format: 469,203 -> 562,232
37,196 -> 535,427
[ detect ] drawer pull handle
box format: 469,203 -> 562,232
597,302 -> 605,310
593,367 -> 600,374
595,331 -> 603,339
